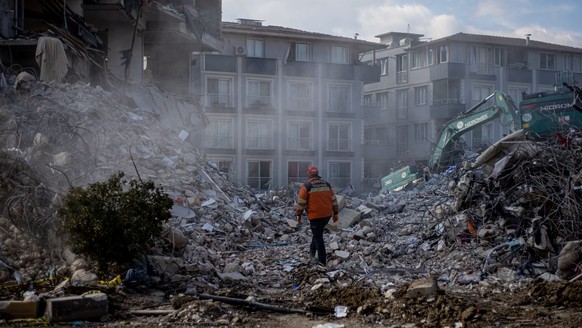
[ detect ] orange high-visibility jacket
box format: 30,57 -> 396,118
296,177 -> 339,220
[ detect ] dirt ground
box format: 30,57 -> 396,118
71,278 -> 580,328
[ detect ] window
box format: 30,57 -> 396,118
246,38 -> 264,58
433,79 -> 462,105
450,45 -> 468,63
364,127 -> 388,145
204,118 -> 233,148
363,94 -> 373,106
573,56 -> 582,72
415,86 -> 428,106
396,125 -> 408,156
208,159 -> 232,176
376,92 -> 389,110
411,51 -> 426,69
328,123 -> 351,151
296,42 -> 312,61
328,161 -> 351,188
428,48 -> 434,66
247,80 -> 271,107
472,46 -> 492,74
378,58 -> 388,75
288,82 -> 313,111
331,46 -> 349,64
246,120 -> 272,149
288,121 -> 312,150
247,161 -> 271,189
288,161 -> 311,183
414,123 -> 428,142
472,85 -> 493,106
437,45 -> 448,63
207,78 -> 232,107
494,48 -> 504,66
328,84 -> 351,113
396,54 -> 408,83
540,53 -> 555,70
396,89 -> 408,120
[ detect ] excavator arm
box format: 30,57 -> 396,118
381,91 -> 518,192
428,91 -> 519,171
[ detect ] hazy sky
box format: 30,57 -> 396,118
222,0 -> 582,48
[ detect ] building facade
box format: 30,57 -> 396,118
1,0 -> 222,91
193,19 -> 383,191
361,32 -> 582,189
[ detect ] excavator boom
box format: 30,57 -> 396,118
381,91 -> 519,191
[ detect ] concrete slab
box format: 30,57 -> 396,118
326,208 -> 361,232
335,195 -> 346,210
44,293 -> 108,324
0,300 -> 39,319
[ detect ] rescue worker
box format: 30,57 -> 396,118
296,165 -> 339,267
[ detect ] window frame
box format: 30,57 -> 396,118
295,42 -> 312,62
204,118 -> 234,148
287,81 -> 313,111
247,160 -> 271,190
415,86 -> 428,106
327,122 -> 352,152
246,119 -> 273,149
287,161 -> 311,184
328,83 -> 351,113
396,89 -> 408,120
206,77 -> 233,107
246,38 -> 265,58
247,79 -> 272,107
287,121 -> 313,151
331,45 -> 350,64
540,52 -> 556,70
328,161 -> 351,189
414,122 -> 428,143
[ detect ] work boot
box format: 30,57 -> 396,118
315,262 -> 327,271
308,256 -> 319,265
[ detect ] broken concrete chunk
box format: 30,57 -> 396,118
53,152 -> 71,166
326,208 -> 361,231
406,276 -> 438,298
334,250 -> 350,259
44,293 -> 108,324
217,271 -> 246,281
0,300 -> 39,319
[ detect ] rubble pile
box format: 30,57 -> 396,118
449,133 -> 582,278
0,77 -> 581,327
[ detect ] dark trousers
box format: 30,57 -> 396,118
309,216 -> 331,265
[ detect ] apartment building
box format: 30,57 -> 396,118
193,19 -> 383,191
1,0 -> 222,91
361,32 -> 582,189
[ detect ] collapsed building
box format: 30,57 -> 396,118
1,1 -> 582,327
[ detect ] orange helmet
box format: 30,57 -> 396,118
306,165 -> 319,176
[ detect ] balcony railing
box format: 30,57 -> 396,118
397,71 -> 408,84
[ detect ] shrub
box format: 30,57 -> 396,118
57,172 -> 173,273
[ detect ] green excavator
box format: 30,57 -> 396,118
381,85 -> 582,192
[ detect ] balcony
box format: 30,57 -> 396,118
507,68 -> 532,83
284,61 -> 318,78
429,101 -> 465,120
429,62 -> 465,80
245,57 -> 277,75
323,63 -> 354,80
205,55 -> 237,73
363,143 -> 393,161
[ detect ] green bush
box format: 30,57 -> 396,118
57,172 -> 173,273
